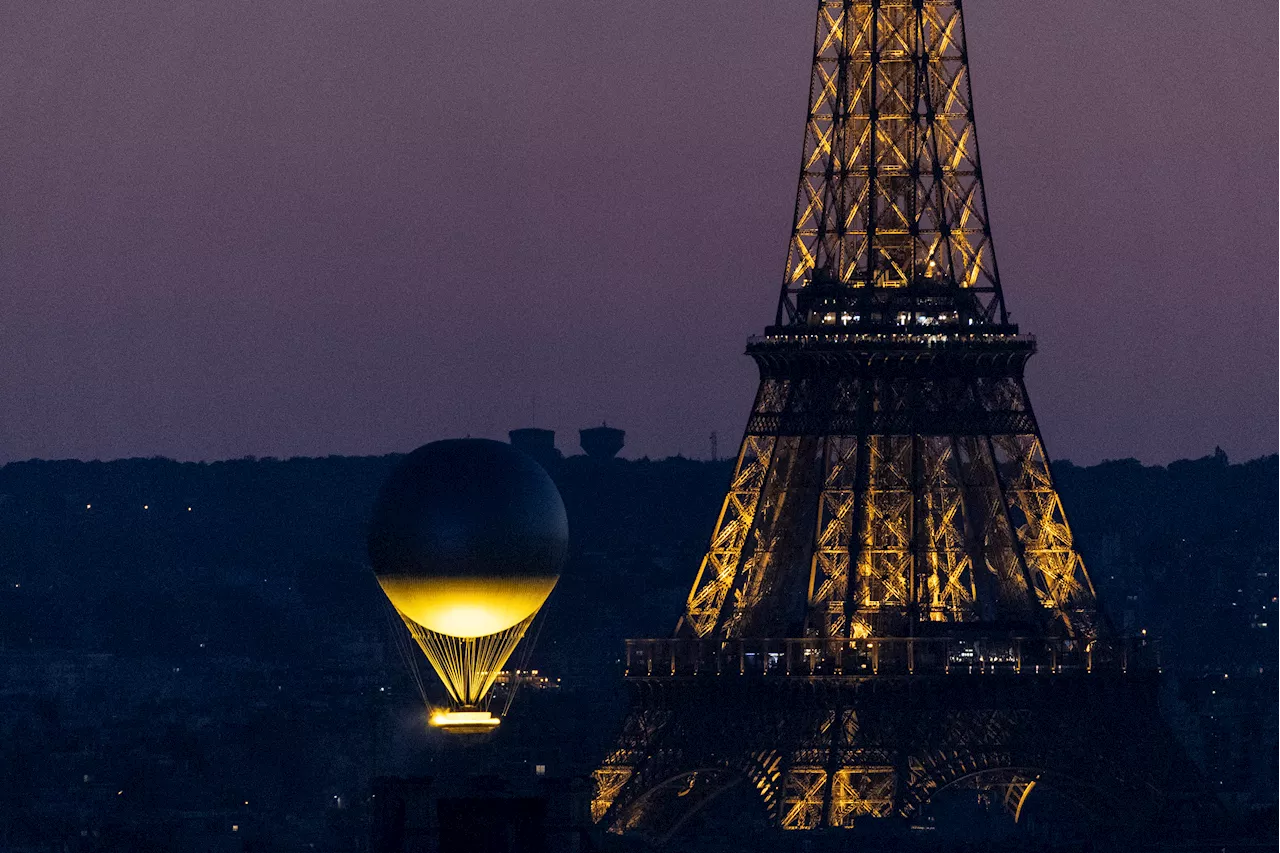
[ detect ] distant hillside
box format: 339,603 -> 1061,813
0,449 -> 1273,850
0,450 -> 1274,674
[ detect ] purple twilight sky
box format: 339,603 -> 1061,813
0,0 -> 1275,465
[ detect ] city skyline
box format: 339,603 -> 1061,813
1,0 -> 1274,465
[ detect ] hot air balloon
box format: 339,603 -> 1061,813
368,439 -> 568,733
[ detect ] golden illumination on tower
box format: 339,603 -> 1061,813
592,0 -> 1122,836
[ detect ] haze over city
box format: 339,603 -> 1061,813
1,0 -> 1274,464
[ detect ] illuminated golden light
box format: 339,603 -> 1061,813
430,709 -> 501,733
378,575 -> 557,638
381,575 -> 559,709
596,0 -> 1111,830
1013,778 -> 1038,823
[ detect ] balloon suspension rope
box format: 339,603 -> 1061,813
381,598 -> 430,709
500,584 -> 556,718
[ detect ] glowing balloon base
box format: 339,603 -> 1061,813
429,710 -> 501,735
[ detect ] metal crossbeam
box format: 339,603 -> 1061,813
779,0 -> 1006,328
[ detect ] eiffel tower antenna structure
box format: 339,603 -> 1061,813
593,1 -> 1212,842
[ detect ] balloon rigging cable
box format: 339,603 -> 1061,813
499,585 -> 556,718
382,596 -> 430,709
401,613 -> 535,707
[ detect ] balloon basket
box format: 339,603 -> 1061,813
429,709 -> 501,735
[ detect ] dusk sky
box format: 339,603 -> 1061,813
1,0 -> 1275,465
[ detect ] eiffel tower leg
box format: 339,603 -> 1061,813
595,669 -> 1219,840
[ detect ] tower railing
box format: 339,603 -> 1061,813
623,636 -> 1158,679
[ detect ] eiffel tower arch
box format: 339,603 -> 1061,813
596,670 -> 1192,841
594,0 -> 1214,842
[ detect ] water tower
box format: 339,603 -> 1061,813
579,425 -> 624,460
508,428 -> 561,469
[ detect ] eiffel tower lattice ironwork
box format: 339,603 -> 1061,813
593,0 -> 1211,842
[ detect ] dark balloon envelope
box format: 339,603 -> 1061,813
369,438 -> 568,584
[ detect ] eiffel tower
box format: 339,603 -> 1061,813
593,1 -> 1208,843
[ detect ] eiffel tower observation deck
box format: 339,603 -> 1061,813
593,1 -> 1214,844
